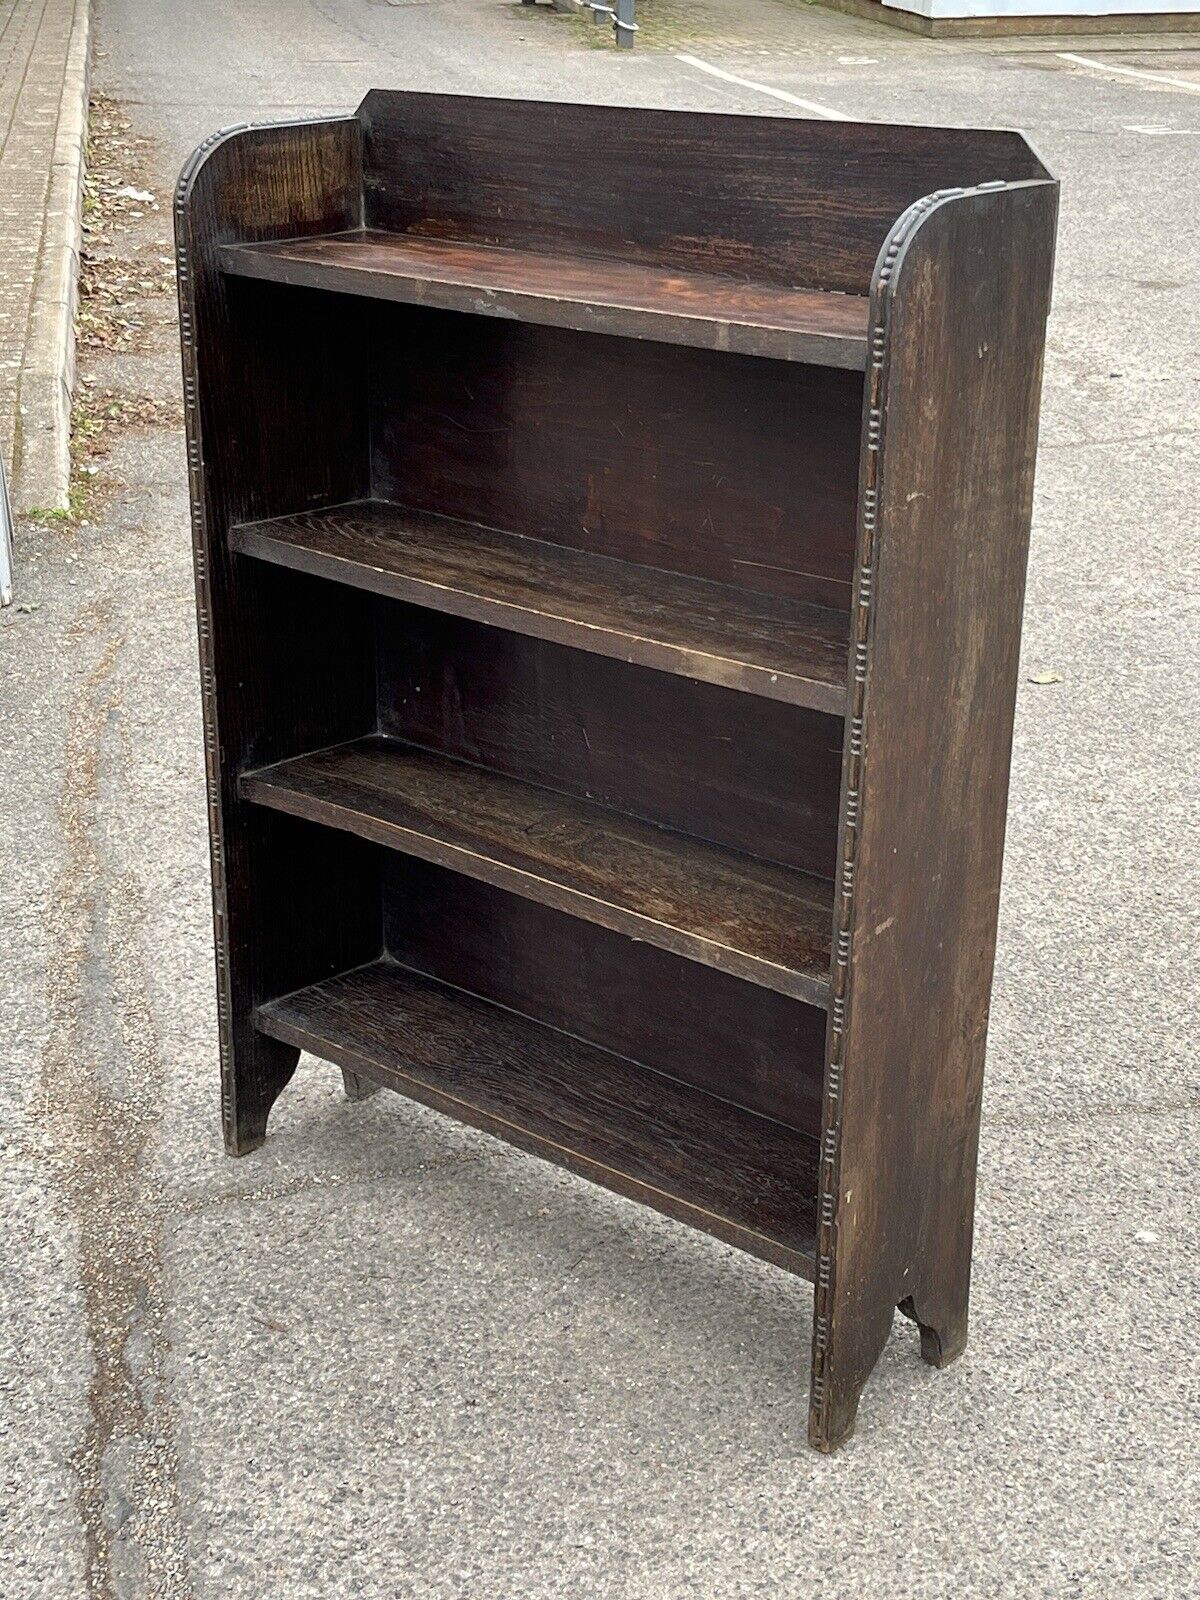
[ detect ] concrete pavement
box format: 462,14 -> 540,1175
1,2 -> 1197,1595
0,0 -> 89,514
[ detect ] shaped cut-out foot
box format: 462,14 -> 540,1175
808,1386 -> 864,1454
223,1040 -> 300,1155
342,1067 -> 382,1102
899,1295 -> 968,1369
808,1298 -> 897,1453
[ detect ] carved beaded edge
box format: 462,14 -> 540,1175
175,117 -> 341,1143
808,186 -> 972,1445
174,124 -> 255,1144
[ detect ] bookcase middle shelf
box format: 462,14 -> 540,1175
230,501 -> 852,715
239,736 -> 835,1007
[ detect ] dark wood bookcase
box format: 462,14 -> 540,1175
176,92 -> 1057,1451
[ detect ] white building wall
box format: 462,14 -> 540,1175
885,0 -> 1195,18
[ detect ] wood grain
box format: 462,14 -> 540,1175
176,117 -> 380,1156
221,231 -> 872,368
255,958 -> 822,1278
240,736 -> 834,1005
808,177 -> 1060,1452
180,95 -> 1058,1451
360,90 -> 1049,294
376,606 -> 845,879
385,860 -> 829,1132
369,311 -> 863,612
230,500 -> 851,712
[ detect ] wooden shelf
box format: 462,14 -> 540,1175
240,736 -> 834,1006
230,501 -> 851,714
220,230 -> 871,370
255,958 -> 821,1278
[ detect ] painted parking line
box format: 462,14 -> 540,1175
675,54 -> 851,120
1057,52 -> 1200,96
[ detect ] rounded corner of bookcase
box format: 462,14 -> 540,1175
175,122 -> 255,218
176,113 -> 362,229
867,176 -> 1058,341
868,189 -> 957,316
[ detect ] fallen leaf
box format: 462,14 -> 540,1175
1028,670 -> 1063,685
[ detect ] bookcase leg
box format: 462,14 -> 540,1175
809,1381 -> 864,1454
342,1068 -> 382,1102
899,1290 -> 969,1370
808,1297 -> 896,1453
223,1038 -> 300,1156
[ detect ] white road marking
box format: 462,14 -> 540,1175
675,54 -> 851,120
1058,52 -> 1200,96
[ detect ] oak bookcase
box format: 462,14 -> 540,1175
176,91 -> 1057,1451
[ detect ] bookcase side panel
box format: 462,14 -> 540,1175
809,179 -> 1059,1451
177,120 -> 379,1153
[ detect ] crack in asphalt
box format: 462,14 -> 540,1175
35,598 -> 194,1600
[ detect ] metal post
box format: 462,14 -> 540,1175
0,448 -> 14,607
613,0 -> 636,45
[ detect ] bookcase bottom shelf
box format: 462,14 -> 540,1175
256,958 -> 820,1279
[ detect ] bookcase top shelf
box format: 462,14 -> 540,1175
240,736 -> 835,1006
220,231 -> 872,369
230,501 -> 852,713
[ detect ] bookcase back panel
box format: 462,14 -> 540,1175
369,306 -> 861,612
219,278 -> 370,526
376,604 -> 844,879
236,563 -> 377,771
384,858 -> 828,1134
359,90 -> 1050,295
246,812 -> 384,1003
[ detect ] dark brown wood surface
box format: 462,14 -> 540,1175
808,177 -> 1059,1452
221,230 -> 872,367
360,90 -> 1049,294
255,958 -> 822,1277
368,311 -> 862,613
231,500 -> 852,711
377,609 -> 845,880
176,117 -> 380,1156
179,96 -> 1057,1451
240,736 -> 834,1004
386,859 -> 829,1131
